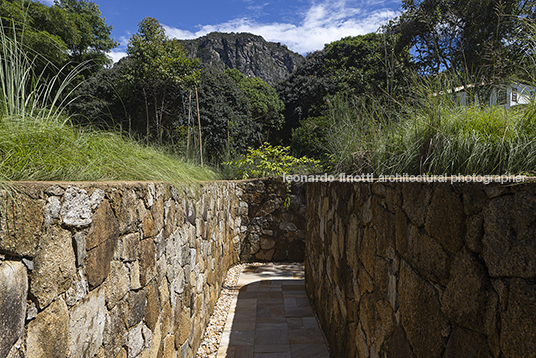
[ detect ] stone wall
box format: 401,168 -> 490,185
0,178 -> 307,358
238,178 -> 306,263
305,180 -> 536,358
0,181 -> 247,358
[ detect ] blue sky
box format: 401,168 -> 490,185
50,0 -> 403,61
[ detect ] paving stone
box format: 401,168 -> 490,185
196,263 -> 329,358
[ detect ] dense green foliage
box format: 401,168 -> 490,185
0,117 -> 218,183
276,32 -> 412,159
4,0 -> 536,180
0,0 -> 117,74
0,5 -> 216,185
225,68 -> 285,142
324,92 -> 536,176
393,0 -> 535,79
73,18 -> 287,166
124,17 -> 199,144
195,65 -> 254,162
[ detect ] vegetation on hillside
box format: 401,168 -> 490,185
2,0 -> 536,181
0,2 -> 216,185
275,0 -> 536,176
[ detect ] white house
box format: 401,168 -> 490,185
451,83 -> 534,108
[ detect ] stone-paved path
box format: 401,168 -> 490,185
216,263 -> 330,358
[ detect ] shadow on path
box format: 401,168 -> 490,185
217,264 -> 330,358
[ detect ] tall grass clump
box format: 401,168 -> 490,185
0,117 -> 218,184
0,21 -> 83,122
325,77 -> 536,176
0,15 -> 217,185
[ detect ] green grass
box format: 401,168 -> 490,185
325,91 -> 536,176
0,116 -> 218,184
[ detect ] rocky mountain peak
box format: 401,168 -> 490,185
178,32 -> 305,85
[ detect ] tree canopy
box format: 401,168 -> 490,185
0,0 -> 117,73
393,0 -> 536,80
276,32 -> 412,144
124,17 -> 199,144
225,68 -> 285,142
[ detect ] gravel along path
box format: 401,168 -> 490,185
196,263 -> 250,358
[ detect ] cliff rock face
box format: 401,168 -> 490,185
178,32 -> 304,85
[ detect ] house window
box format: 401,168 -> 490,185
498,88 -> 507,105
512,88 -> 518,103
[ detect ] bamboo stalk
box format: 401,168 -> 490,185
195,86 -> 203,167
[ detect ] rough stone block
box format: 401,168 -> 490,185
255,249 -> 275,261
151,197 -> 165,237
60,186 -> 92,227
26,298 -> 69,358
425,185 -> 465,254
461,185 -> 488,216
399,260 -> 443,358
443,326 -> 490,358
139,238 -> 156,287
44,196 -> 61,226
30,226 -> 76,309
465,213 -> 484,254
86,200 -> 119,288
127,322 -> 145,358
403,225 -> 449,284
384,325 -> 413,358
359,227 -> 376,276
118,233 -> 140,262
142,211 -> 155,238
483,193 -> 536,278
69,286 -> 107,358
103,303 -> 127,358
106,261 -> 130,309
144,281 -> 161,331
401,183 -> 432,227
128,290 -> 147,328
118,189 -> 137,234
374,205 -> 395,259
260,236 -> 275,250
441,249 -> 497,335
279,221 -> 297,231
0,261 -> 27,358
65,270 -> 89,306
0,190 -> 43,257
73,232 -> 87,267
500,278 -> 536,358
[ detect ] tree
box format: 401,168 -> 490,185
196,65 -> 257,162
276,32 -> 411,145
0,0 -> 117,74
225,68 -> 285,142
393,0 -> 535,79
125,17 -> 199,144
276,50 -> 338,142
54,0 -> 118,70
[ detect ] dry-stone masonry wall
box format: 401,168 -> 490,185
238,178 -> 306,263
305,180 -> 536,358
4,177 -> 536,358
0,179 -> 305,358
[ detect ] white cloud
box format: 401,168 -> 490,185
164,0 -> 398,54
108,50 -> 128,63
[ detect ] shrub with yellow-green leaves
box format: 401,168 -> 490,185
224,143 -> 322,179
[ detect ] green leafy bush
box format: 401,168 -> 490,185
224,143 -> 321,179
